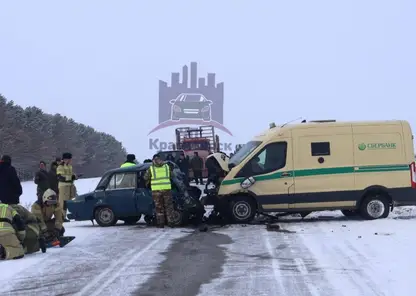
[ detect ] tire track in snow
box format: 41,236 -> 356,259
298,221 -> 392,296
197,225 -> 334,296
1,227 -> 184,296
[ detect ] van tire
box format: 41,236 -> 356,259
359,193 -> 390,220
229,196 -> 256,223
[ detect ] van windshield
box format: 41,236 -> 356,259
229,141 -> 262,166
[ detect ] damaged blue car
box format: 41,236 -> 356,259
66,162 -> 203,227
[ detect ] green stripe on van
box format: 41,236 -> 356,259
221,164 -> 409,185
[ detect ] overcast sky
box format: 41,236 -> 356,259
0,0 -> 415,161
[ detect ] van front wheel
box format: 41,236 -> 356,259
229,196 -> 256,223
359,194 -> 390,220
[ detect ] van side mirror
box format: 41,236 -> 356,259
241,176 -> 256,189
85,195 -> 94,201
95,185 -> 105,191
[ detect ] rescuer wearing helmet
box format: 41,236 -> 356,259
120,154 -> 137,168
143,154 -> 175,228
0,201 -> 26,260
31,189 -> 65,243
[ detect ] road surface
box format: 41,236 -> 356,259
0,213 -> 414,296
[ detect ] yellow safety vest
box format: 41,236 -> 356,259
120,162 -> 135,168
150,164 -> 171,191
0,203 -> 18,233
56,164 -> 73,186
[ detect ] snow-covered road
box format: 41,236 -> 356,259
1,178 -> 416,296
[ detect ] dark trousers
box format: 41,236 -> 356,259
193,170 -> 203,184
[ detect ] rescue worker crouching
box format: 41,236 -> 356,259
56,153 -> 77,222
144,154 -> 176,228
9,204 -> 46,254
0,201 -> 26,260
31,189 -> 65,243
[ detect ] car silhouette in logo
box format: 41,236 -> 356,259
169,93 -> 213,121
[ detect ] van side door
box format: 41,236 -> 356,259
291,130 -> 355,210
235,140 -> 295,211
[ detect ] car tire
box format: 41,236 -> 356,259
144,215 -> 156,226
123,215 -> 141,225
169,208 -> 188,226
359,193 -> 390,220
341,210 -> 360,217
229,196 -> 257,224
94,206 -> 117,227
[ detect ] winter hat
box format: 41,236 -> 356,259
153,153 -> 161,160
0,155 -> 11,164
62,153 -> 72,160
126,154 -> 136,162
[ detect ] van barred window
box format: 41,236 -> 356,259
311,142 -> 331,156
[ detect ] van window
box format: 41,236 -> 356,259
311,142 -> 330,156
229,141 -> 262,166
237,142 -> 287,177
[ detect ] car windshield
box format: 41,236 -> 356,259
96,173 -> 111,189
185,94 -> 205,102
229,141 -> 262,166
182,141 -> 209,151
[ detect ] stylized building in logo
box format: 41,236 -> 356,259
148,62 -> 232,135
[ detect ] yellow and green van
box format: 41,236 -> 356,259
218,120 -> 416,223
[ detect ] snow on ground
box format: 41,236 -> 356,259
1,178 -> 416,295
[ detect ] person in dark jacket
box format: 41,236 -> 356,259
190,152 -> 204,185
48,161 -> 59,195
176,154 -> 189,185
34,161 -> 50,203
0,155 -> 23,205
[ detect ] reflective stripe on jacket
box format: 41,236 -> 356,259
56,164 -> 73,186
150,164 -> 171,191
0,203 -> 18,233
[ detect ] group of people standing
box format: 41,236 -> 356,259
167,152 -> 205,185
0,152 -> 78,260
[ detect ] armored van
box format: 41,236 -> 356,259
218,120 -> 416,223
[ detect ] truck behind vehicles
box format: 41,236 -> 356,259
175,125 -> 220,178
213,119 -> 416,223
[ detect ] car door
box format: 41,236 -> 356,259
135,171 -> 154,214
235,140 -> 294,211
105,172 -> 138,217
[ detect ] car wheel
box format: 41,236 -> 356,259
359,193 -> 390,220
94,206 -> 117,227
123,215 -> 141,225
229,196 -> 256,223
144,215 -> 156,226
169,209 -> 188,226
341,210 -> 360,217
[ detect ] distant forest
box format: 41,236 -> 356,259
0,94 -> 127,180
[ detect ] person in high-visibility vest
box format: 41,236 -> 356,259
0,202 -> 26,260
120,154 -> 137,168
143,154 -> 175,228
